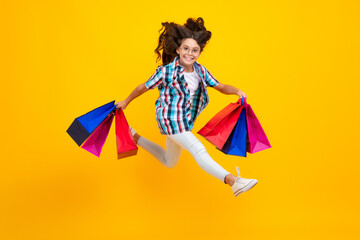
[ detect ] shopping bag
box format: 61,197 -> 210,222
221,105 -> 247,157
198,99 -> 243,149
243,99 -> 271,153
67,100 -> 116,146
115,109 -> 138,159
81,113 -> 115,157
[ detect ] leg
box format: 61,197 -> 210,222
137,134 -> 183,168
168,131 -> 233,184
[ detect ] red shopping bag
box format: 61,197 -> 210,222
81,113 -> 115,157
198,99 -> 243,149
115,109 -> 138,159
243,99 -> 271,153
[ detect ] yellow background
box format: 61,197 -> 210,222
1,0 -> 359,239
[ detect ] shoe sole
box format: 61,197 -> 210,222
234,180 -> 258,197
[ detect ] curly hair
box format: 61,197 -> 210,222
154,17 -> 212,66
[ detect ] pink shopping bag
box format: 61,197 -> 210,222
81,112 -> 115,157
243,99 -> 271,153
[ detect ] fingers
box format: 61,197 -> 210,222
115,101 -> 127,110
115,103 -> 122,110
115,104 -> 126,110
239,94 -> 247,99
241,92 -> 247,99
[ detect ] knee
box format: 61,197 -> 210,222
165,163 -> 177,168
164,161 -> 177,168
191,145 -> 207,158
162,157 -> 178,168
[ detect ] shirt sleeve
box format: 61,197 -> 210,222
204,67 -> 219,87
145,66 -> 163,90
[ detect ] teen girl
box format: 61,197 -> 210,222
115,17 -> 257,197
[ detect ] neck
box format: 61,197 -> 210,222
184,66 -> 194,72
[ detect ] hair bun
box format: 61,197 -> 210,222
184,17 -> 206,32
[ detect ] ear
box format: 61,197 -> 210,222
176,47 -> 180,55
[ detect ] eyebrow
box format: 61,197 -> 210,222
183,45 -> 199,49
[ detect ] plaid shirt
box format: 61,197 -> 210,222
145,55 -> 219,135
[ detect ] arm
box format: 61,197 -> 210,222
213,82 -> 247,99
115,83 -> 149,110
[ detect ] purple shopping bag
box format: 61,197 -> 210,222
81,112 -> 115,157
243,99 -> 271,153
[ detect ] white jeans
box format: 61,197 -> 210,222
137,131 -> 231,184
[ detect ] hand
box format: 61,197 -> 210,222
115,100 -> 128,110
237,89 -> 247,99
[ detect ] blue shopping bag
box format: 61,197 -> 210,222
221,99 -> 247,157
67,100 -> 116,146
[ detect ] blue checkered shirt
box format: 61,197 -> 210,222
145,55 -> 219,135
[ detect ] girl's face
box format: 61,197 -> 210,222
176,38 -> 201,69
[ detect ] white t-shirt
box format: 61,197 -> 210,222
183,70 -> 201,103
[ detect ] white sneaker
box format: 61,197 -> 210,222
231,167 -> 258,197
